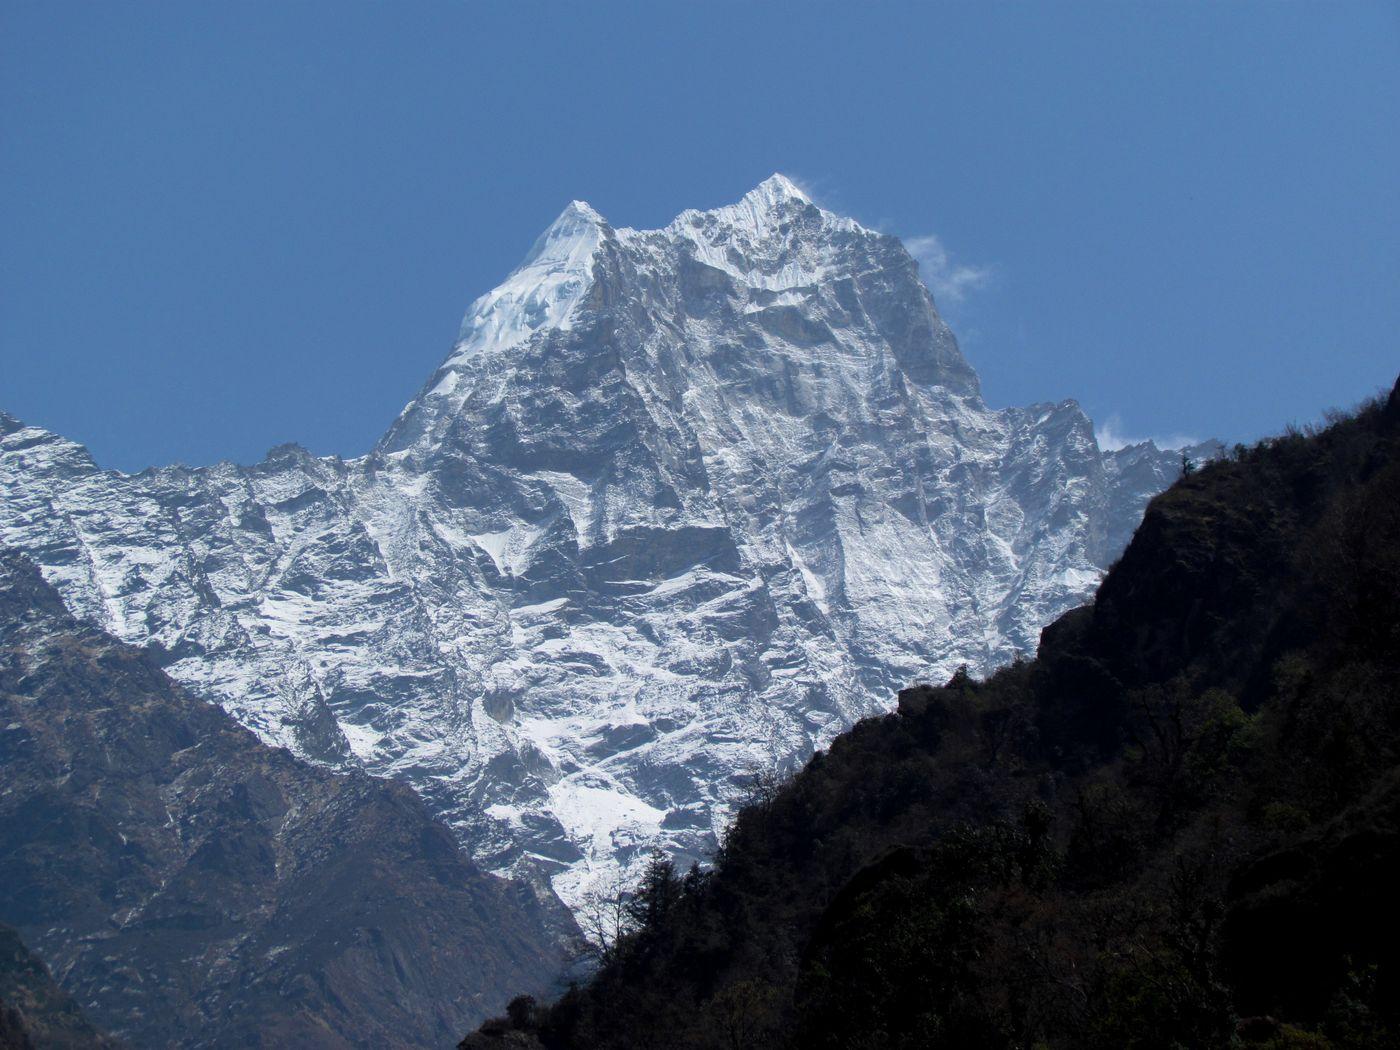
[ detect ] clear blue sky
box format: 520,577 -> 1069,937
2,2 -> 1396,470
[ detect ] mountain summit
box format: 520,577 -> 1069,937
0,179 -> 1203,914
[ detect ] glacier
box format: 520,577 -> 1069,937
0,175 -> 1210,915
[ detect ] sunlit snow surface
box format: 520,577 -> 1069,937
0,176 -> 1208,918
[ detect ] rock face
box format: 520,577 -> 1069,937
0,175 -> 1207,911
0,553 -> 563,1049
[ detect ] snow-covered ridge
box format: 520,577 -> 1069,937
636,173 -> 867,295
0,176 -> 1204,917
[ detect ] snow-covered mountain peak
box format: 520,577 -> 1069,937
521,199 -> 609,270
678,173 -> 850,234
649,173 -> 816,237
456,197 -> 609,349
377,201 -> 612,454
726,171 -> 814,219
384,180 -> 890,456
626,178 -> 873,304
0,182 -> 1209,923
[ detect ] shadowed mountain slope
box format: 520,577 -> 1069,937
0,552 -> 567,1049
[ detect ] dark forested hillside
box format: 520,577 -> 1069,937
0,553 -> 567,1049
463,378 -> 1400,1050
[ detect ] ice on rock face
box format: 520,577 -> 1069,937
0,177 -> 1198,918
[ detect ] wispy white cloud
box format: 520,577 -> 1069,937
1095,412 -> 1200,452
904,233 -> 993,307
